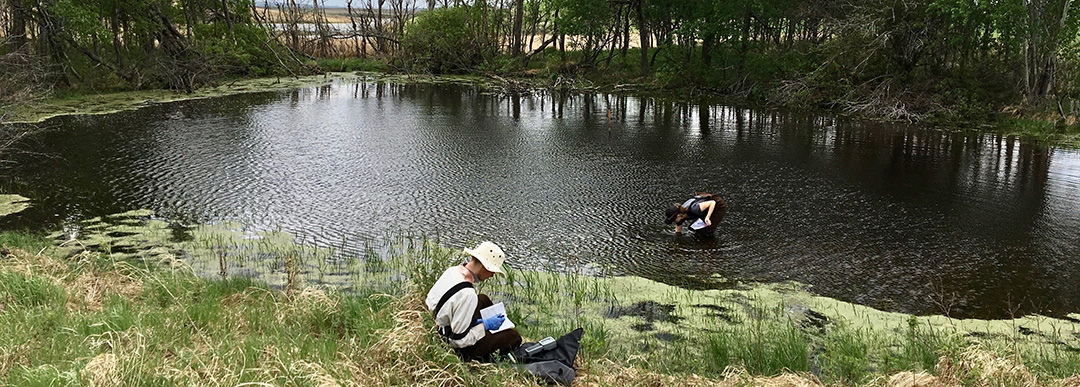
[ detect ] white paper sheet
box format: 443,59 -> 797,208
479,302 -> 516,333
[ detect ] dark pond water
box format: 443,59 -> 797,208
4,80 -> 1080,319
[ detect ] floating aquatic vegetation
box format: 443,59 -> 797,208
0,194 -> 31,218
10,73 -> 365,124
32,207 -> 1080,382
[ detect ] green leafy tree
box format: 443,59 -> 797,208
403,6 -> 495,74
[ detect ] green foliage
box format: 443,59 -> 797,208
4,0 -> 301,93
899,316 -> 956,372
406,238 -> 460,292
403,7 -> 495,74
192,23 -> 293,78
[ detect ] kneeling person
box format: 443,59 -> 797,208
425,241 -> 522,361
664,192 -> 727,234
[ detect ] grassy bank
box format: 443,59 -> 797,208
2,208 -> 1080,386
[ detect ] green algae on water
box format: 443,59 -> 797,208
45,209 -> 1080,378
9,73 -> 365,124
0,194 -> 31,218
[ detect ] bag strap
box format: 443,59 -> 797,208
433,281 -> 478,341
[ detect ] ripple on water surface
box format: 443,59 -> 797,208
4,81 -> 1080,318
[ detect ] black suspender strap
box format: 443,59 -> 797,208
433,281 -> 480,341
434,281 -> 473,317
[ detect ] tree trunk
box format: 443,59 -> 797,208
1034,0 -> 1072,99
347,0 -> 360,56
511,0 -> 524,56
112,5 -> 125,74
736,5 -> 751,87
621,5 -> 630,59
375,0 -> 385,53
1023,0 -> 1073,104
559,32 -> 565,58
221,0 -> 236,43
702,32 -> 714,67
8,0 -> 29,52
636,0 -> 648,76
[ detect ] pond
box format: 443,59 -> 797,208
3,79 -> 1080,319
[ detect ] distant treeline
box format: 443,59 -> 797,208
2,0 -> 1079,123
393,0 -> 1080,122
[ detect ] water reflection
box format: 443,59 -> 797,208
3,80 -> 1078,318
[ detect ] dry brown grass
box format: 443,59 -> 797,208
332,292 -> 538,387
66,267 -> 143,311
934,346 -> 1042,387
0,342 -> 31,381
260,7 -> 357,24
292,360 -> 342,387
1053,376 -> 1080,387
878,372 -> 957,387
1,247 -> 68,280
572,360 -> 828,387
276,286 -> 339,325
83,353 -> 120,386
343,292 -> 470,386
1,248 -> 143,311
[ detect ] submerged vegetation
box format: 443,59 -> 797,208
1,210 -> 1078,385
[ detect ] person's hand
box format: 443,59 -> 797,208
483,314 -> 505,330
705,218 -> 711,226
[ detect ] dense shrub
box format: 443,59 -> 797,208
402,7 -> 495,74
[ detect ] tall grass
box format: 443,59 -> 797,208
0,270 -> 67,307
705,304 -> 810,376
0,231 -> 50,253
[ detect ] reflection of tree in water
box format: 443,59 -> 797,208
825,121 -> 1052,237
545,95 -> 1070,318
7,84 -> 1078,318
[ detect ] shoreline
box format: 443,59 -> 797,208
8,70 -> 1080,149
7,73 -> 350,125
2,203 -> 1080,383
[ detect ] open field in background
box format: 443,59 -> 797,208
1,204 -> 1080,385
304,34 -> 643,58
256,6 -> 644,55
260,7 -> 368,24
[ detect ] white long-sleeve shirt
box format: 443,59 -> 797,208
425,266 -> 486,348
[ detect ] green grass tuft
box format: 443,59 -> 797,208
0,231 -> 51,253
0,270 -> 67,308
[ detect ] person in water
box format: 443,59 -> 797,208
425,241 -> 522,362
664,193 -> 727,234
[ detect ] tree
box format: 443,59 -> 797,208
511,0 -> 524,57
